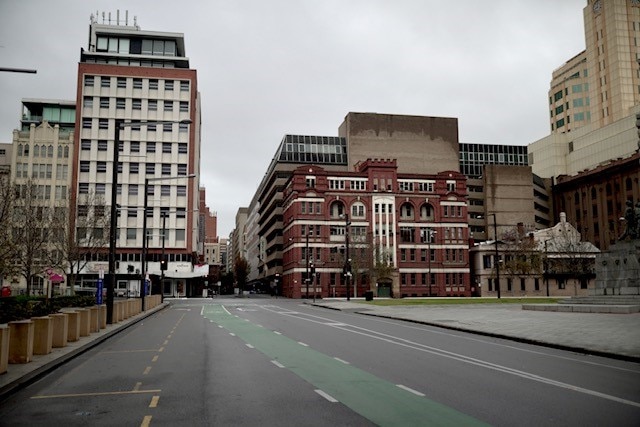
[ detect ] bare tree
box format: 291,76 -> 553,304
11,179 -> 55,295
49,191 -> 110,295
501,226 -> 543,282
0,174 -> 18,281
546,222 -> 597,294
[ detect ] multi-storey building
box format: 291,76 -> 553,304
242,112 -> 466,297
281,160 -> 469,298
71,14 -> 201,298
458,143 -> 553,242
7,99 -> 76,294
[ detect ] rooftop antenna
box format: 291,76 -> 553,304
101,11 -> 105,24
117,10 -> 120,25
125,10 -> 128,26
108,12 -> 112,24
134,15 -> 139,29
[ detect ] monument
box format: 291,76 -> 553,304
594,198 -> 640,295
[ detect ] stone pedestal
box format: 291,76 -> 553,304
89,306 -> 100,333
8,320 -> 34,364
594,240 -> 640,295
78,308 -> 90,337
32,316 -> 53,355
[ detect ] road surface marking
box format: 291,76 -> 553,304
158,347 -> 164,352
31,389 -> 162,399
274,331 -> 282,335
143,366 -> 152,375
133,382 -> 142,391
334,357 -> 350,365
298,341 -> 309,347
315,389 -> 338,403
149,396 -> 160,408
141,415 -> 152,427
163,340 -> 169,345
271,360 -> 285,368
397,384 -> 425,397
246,343 -> 254,349
152,355 -> 158,363
229,333 -> 236,337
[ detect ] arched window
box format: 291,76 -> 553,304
17,144 -> 23,156
47,145 -> 54,158
33,145 -> 40,157
400,202 -> 414,220
329,201 -> 345,219
351,202 -> 366,219
63,146 -> 69,158
57,146 -> 63,158
420,203 -> 434,220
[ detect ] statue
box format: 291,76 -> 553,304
619,199 -> 638,241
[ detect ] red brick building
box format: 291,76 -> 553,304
281,159 -> 470,298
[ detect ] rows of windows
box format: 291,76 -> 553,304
84,75 -> 189,92
81,118 -> 189,133
80,139 -> 187,154
84,96 -> 189,113
16,144 -> 70,159
399,273 -> 464,287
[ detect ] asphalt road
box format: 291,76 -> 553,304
0,296 -> 639,426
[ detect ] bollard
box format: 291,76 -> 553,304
8,320 -> 34,364
0,324 -> 9,374
50,313 -> 68,348
77,308 -> 90,337
89,306 -> 100,333
32,316 -> 53,355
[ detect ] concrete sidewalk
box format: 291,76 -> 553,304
309,299 -> 640,362
0,303 -> 168,402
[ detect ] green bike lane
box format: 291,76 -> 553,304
203,304 -> 488,427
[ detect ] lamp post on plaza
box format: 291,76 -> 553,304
107,118 -> 192,324
340,213 -> 351,301
142,173 -> 196,311
487,213 -> 501,299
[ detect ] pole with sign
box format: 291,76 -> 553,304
97,269 -> 104,305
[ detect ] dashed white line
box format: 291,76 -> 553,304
334,357 -> 350,365
274,331 -> 282,335
298,341 -> 309,347
229,333 -> 236,337
271,360 -> 285,368
315,389 -> 338,403
246,344 -> 254,349
397,384 -> 425,397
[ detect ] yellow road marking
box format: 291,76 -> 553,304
143,366 -> 152,375
133,382 -> 142,391
152,355 -> 159,363
101,349 -> 159,354
149,395 -> 160,408
31,389 -> 162,399
159,347 -> 164,352
163,340 -> 169,345
141,415 -> 152,427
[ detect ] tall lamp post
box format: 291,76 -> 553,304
305,228 -> 310,299
107,119 -> 192,324
487,213 -> 501,299
340,213 -> 351,301
142,173 -> 196,311
427,229 -> 437,296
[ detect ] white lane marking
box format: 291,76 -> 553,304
218,325 -> 223,328
334,357 -> 350,365
397,384 -> 425,397
274,331 -> 282,335
298,342 -> 309,347
271,360 -> 285,368
261,305 -> 640,408
200,306 -> 204,316
246,344 -> 254,349
229,333 -> 236,337
315,389 -> 338,403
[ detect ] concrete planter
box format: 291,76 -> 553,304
32,316 -> 53,356
77,308 -> 90,337
50,313 -> 68,348
63,310 -> 80,342
89,306 -> 100,333
0,324 -> 9,374
8,320 -> 34,364
99,305 -> 107,329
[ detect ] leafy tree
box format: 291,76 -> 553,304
233,256 -> 250,294
501,226 -> 543,280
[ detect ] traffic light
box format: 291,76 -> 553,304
160,256 -> 167,271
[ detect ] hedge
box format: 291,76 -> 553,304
0,295 -> 97,324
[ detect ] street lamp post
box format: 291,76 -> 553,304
107,119 -> 192,323
142,173 -> 196,311
340,213 -> 351,301
427,229 -> 437,296
488,213 -> 501,299
305,229 -> 310,300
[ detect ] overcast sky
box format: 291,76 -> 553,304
0,0 -> 587,237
